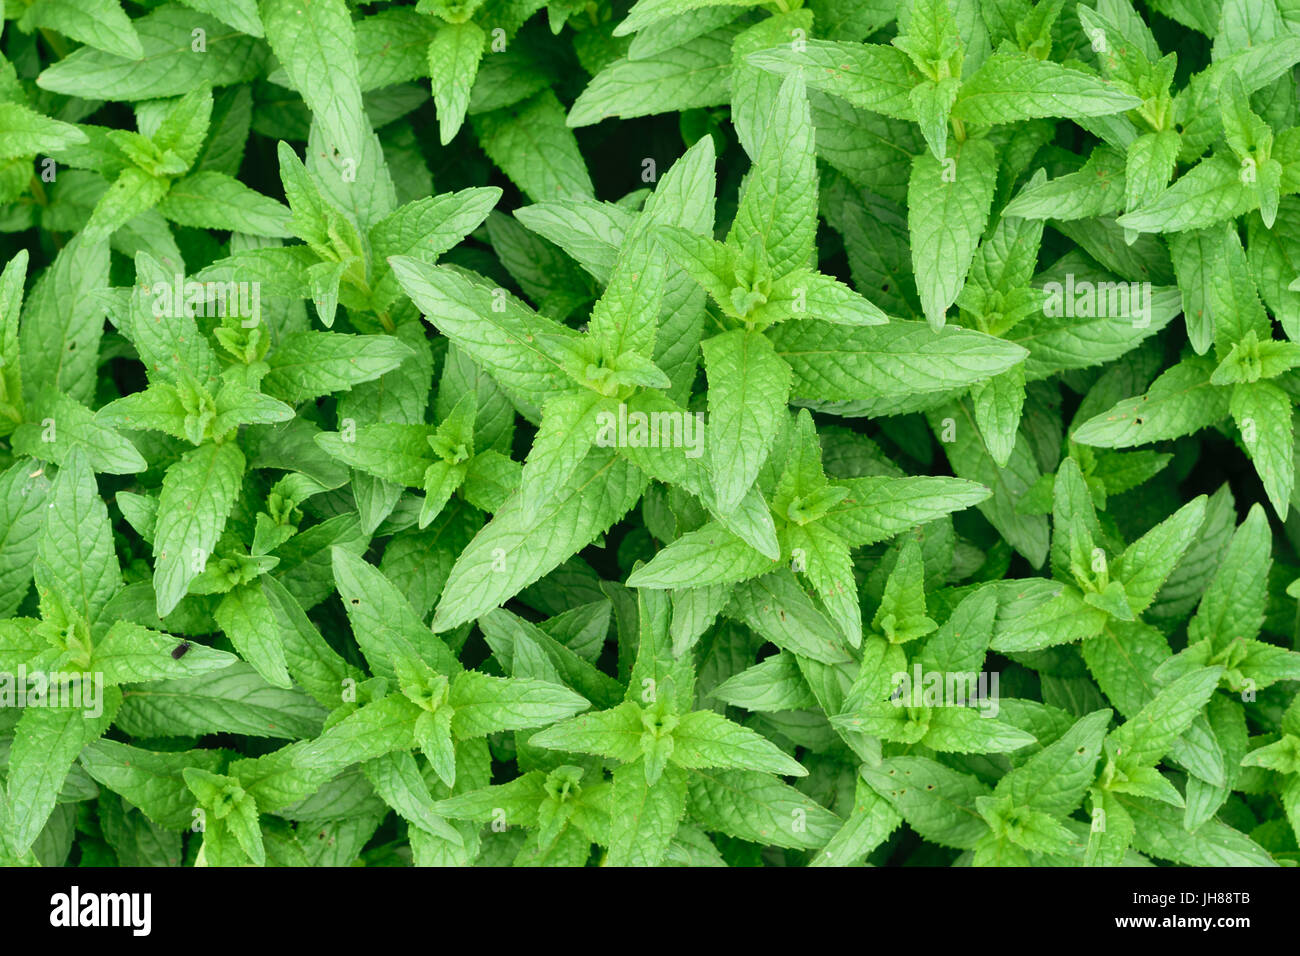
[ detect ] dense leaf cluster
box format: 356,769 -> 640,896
1,0 -> 1298,867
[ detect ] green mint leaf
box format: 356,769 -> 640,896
152,441 -> 245,617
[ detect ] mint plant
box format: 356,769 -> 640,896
0,0 -> 1298,870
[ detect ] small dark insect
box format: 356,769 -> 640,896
171,641 -> 193,659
